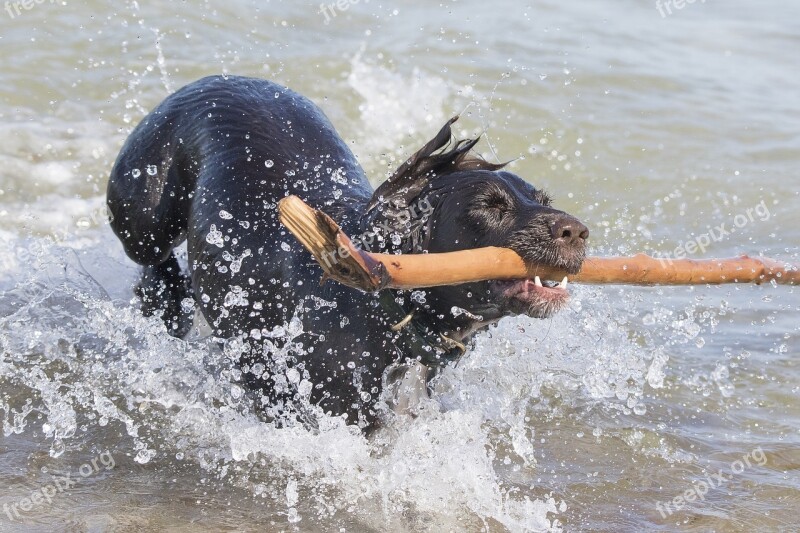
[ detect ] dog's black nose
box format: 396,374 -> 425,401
550,215 -> 589,245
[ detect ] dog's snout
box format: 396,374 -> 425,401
550,215 -> 589,245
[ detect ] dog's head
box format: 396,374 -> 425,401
365,117 -> 588,334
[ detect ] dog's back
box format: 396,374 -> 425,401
107,76 -> 394,426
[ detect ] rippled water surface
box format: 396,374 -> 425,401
1,1 -> 799,531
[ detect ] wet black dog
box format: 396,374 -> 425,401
107,76 -> 588,429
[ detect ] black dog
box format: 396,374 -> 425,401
107,75 -> 588,429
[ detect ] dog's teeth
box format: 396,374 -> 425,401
534,276 -> 543,287
560,276 -> 569,289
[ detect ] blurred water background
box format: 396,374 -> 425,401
1,0 -> 799,531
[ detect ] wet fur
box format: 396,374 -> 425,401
107,75 -> 586,430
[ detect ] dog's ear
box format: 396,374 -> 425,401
366,116 -> 503,215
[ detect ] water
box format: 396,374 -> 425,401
1,0 -> 799,530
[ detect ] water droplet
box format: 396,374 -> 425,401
223,286 -> 249,307
205,224 -> 224,247
180,298 -> 195,314
49,439 -> 66,458
695,337 -> 705,348
134,449 -> 156,464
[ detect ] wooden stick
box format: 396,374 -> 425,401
570,255 -> 799,286
278,195 -> 799,292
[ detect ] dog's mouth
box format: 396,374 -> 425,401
488,234 -> 584,319
491,274 -> 570,319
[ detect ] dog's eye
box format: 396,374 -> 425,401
478,188 -> 513,213
469,186 -> 514,228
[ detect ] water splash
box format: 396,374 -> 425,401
0,235 -> 674,529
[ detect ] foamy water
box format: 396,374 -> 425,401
1,1 -> 799,531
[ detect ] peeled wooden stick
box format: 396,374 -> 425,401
570,255 -> 799,286
277,195 -> 799,292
